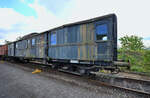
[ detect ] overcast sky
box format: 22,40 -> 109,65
0,0 -> 150,47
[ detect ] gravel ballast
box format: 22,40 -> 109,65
0,61 -> 148,98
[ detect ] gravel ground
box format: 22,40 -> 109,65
0,61 -> 149,98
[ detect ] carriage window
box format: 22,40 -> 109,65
16,43 -> 18,49
32,38 -> 35,46
96,24 -> 108,40
51,33 -> 56,45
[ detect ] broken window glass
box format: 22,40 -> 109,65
96,24 -> 108,40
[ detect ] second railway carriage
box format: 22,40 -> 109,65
8,33 -> 46,61
8,14 -> 119,74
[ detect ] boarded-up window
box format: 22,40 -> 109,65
96,24 -> 108,40
51,33 -> 56,45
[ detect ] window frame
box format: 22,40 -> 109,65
95,23 -> 108,41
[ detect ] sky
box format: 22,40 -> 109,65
0,0 -> 150,47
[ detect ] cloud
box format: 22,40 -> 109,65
59,0 -> 150,47
143,37 -> 150,47
0,2 -> 65,44
0,0 -> 150,47
0,8 -> 35,44
143,40 -> 150,47
28,2 -> 65,32
37,0 -> 71,15
62,0 -> 150,38
0,8 -> 25,30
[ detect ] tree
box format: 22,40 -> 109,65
4,40 -> 11,44
119,35 -> 144,51
16,36 -> 22,41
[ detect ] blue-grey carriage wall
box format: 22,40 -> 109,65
48,15 -> 117,61
14,33 -> 46,58
15,40 -> 27,57
8,43 -> 15,56
7,14 -> 117,62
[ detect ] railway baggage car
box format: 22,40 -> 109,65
47,14 -> 117,62
7,14 -> 123,74
45,14 -> 117,74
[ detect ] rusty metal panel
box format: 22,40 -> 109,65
26,48 -> 30,57
25,33 -> 46,58
86,23 -> 95,41
79,23 -> 94,43
35,34 -> 45,58
80,24 -> 87,43
77,44 -> 96,60
26,37 -> 36,58
81,45 -> 86,60
0,45 -> 8,56
25,38 -> 31,57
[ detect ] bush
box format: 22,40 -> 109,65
118,49 -> 150,73
130,65 -> 145,72
119,35 -> 150,73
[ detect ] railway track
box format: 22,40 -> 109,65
123,71 -> 150,77
4,61 -> 150,98
93,72 -> 150,94
89,78 -> 150,97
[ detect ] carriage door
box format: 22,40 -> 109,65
95,23 -> 111,61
